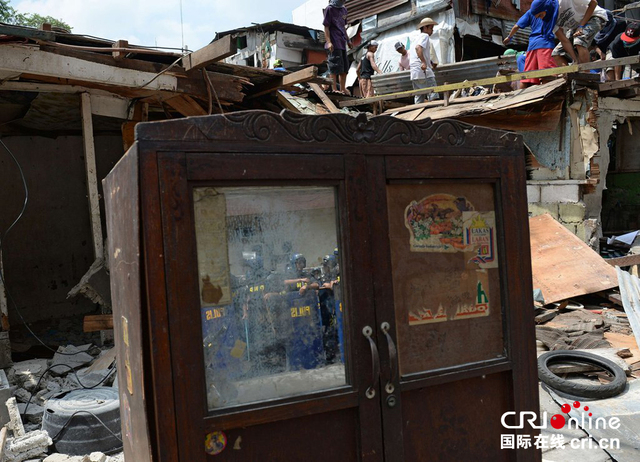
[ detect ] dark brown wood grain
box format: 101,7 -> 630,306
103,145 -> 153,462
105,111 -> 538,461
140,149 -> 180,462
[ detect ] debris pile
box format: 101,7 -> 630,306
0,344 -> 121,461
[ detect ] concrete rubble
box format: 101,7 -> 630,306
0,345 -> 121,461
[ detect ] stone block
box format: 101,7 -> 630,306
558,202 -> 587,224
0,369 -> 14,426
8,360 -> 49,391
0,331 -> 13,368
526,185 -> 541,203
540,184 -> 580,203
528,203 -> 559,219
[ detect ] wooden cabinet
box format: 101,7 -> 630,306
104,111 -> 540,461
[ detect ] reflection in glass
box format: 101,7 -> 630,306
193,186 -> 346,410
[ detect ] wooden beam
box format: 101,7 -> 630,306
599,77 -> 640,92
182,35 -> 237,71
112,40 -> 129,61
165,95 -> 208,116
248,66 -> 318,99
309,83 -> 340,113
1,44 -> 177,91
90,93 -> 132,119
83,314 -> 114,332
340,55 -> 640,107
80,93 -> 104,260
606,253 -> 640,268
0,23 -> 55,41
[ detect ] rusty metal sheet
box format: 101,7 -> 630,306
345,0 -> 410,22
529,213 -> 618,305
616,267 -> 640,358
471,0 -> 533,21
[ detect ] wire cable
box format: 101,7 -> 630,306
23,362 -> 116,415
51,410 -> 123,443
0,139 -> 90,356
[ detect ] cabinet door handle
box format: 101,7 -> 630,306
362,326 -> 380,399
380,322 -> 397,394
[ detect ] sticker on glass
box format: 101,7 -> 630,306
463,211 -> 499,269
404,195 -> 474,253
205,431 -> 227,456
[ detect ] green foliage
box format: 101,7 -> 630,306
0,0 -> 72,31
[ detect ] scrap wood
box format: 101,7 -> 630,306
536,325 -> 610,350
340,54 -> 640,107
182,35 -> 237,71
529,214 -> 618,305
247,66 -> 319,99
308,83 -> 340,114
0,426 -> 7,460
83,314 -> 114,332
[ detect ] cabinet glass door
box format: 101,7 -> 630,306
192,186 -> 347,409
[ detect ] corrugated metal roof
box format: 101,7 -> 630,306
616,267 -> 640,353
345,0 -> 410,22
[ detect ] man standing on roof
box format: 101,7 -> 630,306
410,17 -> 439,105
504,0 -> 558,88
552,0 -> 608,65
323,0 -> 351,94
357,41 -> 382,98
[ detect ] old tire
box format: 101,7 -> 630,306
538,350 -> 626,399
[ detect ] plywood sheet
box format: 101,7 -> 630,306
529,213 -> 618,304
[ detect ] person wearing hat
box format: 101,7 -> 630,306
503,0 -> 558,88
609,22 -> 640,80
323,0 -> 351,94
357,40 -> 382,98
409,17 -> 439,104
395,41 -> 410,71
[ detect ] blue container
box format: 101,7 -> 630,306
201,304 -> 244,380
284,291 -> 324,370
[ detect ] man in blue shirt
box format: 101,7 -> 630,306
504,0 -> 559,87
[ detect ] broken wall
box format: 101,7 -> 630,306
0,135 -> 123,327
525,92 -> 602,247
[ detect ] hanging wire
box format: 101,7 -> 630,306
0,140 -> 90,356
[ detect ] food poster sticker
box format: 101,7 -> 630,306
407,270 -> 490,325
194,188 -> 232,307
463,211 -> 499,269
404,194 -> 474,253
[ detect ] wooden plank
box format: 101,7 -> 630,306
606,253 -> 640,268
0,44 -> 178,92
90,93 -> 132,119
248,66 -> 318,99
0,426 -> 8,461
0,23 -> 55,41
182,35 -> 237,71
275,90 -> 301,112
164,95 -> 208,117
309,83 -> 340,114
530,213 -> 618,305
83,314 -> 114,332
80,93 -> 104,260
599,77 -> 640,92
341,55 -> 640,107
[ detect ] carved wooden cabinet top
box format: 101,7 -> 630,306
134,110 -> 522,156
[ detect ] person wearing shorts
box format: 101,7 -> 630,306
552,0 -> 608,65
504,0 -> 558,87
323,0 -> 351,94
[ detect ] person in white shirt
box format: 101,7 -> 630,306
552,0 -> 609,65
409,17 -> 439,104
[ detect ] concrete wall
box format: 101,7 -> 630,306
0,135 -> 123,326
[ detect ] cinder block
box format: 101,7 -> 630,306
558,202 -> 587,224
540,184 -> 580,203
528,203 -> 559,219
526,185 -> 541,203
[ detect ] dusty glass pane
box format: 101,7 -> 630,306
193,186 -> 346,410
